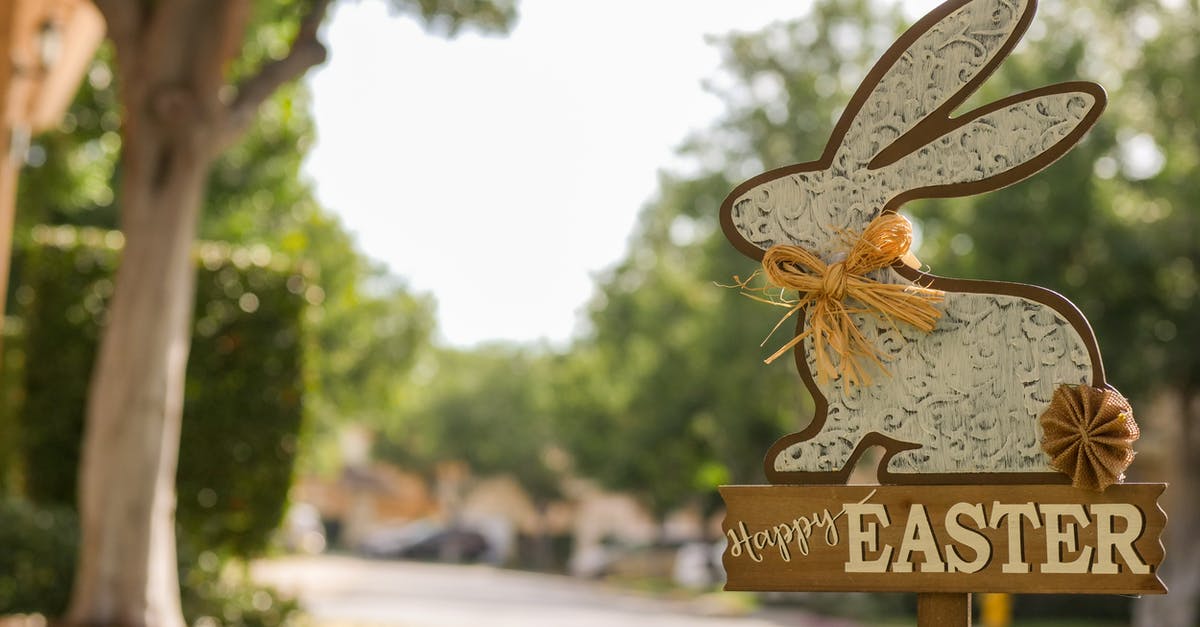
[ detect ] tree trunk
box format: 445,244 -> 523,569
58,2 -> 326,623
1133,387 -> 1200,627
66,123 -> 209,627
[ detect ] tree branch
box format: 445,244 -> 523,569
218,0 -> 332,148
189,0 -> 251,122
208,0 -> 253,82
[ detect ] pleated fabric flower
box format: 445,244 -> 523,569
1040,384 -> 1138,491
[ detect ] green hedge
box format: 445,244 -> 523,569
17,225 -> 309,558
0,499 -> 78,615
0,497 -> 302,624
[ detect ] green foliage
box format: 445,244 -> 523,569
13,0 -> 488,446
0,321 -> 24,493
12,45 -> 120,236
377,345 -> 561,500
383,0 -> 518,36
202,71 -> 437,472
561,171 -> 810,513
179,249 -> 308,557
16,230 -> 116,503
17,226 -> 308,558
0,499 -> 78,616
689,0 -> 905,172
181,563 -> 303,627
0,496 -> 299,625
202,78 -> 437,460
16,70 -> 435,480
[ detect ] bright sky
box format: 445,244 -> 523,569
304,0 -> 941,348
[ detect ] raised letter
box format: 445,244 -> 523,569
989,502 -> 1041,574
726,521 -> 762,562
893,504 -> 946,573
845,503 -> 892,573
753,529 -> 772,555
773,522 -> 795,562
1092,503 -> 1150,574
792,514 -> 815,556
945,502 -> 991,574
1041,504 -> 1093,574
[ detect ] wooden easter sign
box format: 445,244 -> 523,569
722,484 -> 1165,594
715,0 -> 1167,622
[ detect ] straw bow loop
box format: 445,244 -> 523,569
750,213 -> 943,387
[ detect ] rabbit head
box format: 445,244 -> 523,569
720,0 -> 1105,265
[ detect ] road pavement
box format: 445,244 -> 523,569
252,555 -> 861,627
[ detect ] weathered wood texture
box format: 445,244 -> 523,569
721,484 -> 1166,594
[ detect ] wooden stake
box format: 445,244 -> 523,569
918,592 -> 971,627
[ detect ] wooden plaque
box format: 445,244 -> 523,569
722,484 -> 1166,595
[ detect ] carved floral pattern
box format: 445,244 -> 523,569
773,292 -> 1092,475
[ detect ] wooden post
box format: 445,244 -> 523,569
0,140 -> 18,329
0,0 -> 26,339
0,0 -> 104,335
918,592 -> 971,627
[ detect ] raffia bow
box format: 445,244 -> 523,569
737,213 -> 944,388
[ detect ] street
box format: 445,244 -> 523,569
252,555 -> 861,627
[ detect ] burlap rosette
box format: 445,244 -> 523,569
1040,384 -> 1139,491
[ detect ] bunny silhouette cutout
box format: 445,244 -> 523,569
721,0 -> 1113,485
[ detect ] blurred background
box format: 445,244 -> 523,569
0,0 -> 1196,625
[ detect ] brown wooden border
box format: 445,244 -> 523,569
717,0 -> 1112,486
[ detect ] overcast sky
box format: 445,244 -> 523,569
303,0 -> 942,347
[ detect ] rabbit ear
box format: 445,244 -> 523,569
827,0 -> 1036,171
878,82 -> 1105,199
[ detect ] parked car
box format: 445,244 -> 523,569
400,528 -> 490,563
358,519 -> 491,563
358,519 -> 441,558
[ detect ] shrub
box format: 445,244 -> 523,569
0,497 -> 300,625
0,499 -> 78,615
17,225 -> 309,558
182,559 -> 304,627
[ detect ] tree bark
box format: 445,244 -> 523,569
67,130 -> 206,627
1133,387 -> 1200,627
